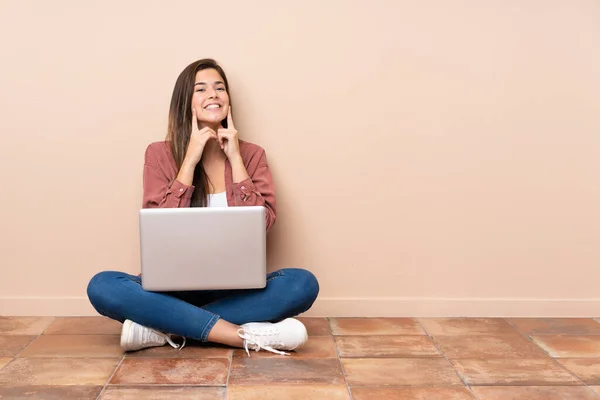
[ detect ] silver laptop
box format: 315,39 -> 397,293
139,206 -> 266,291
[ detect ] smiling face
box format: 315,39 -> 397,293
191,68 -> 230,129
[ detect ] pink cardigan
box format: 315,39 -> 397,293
142,140 -> 277,231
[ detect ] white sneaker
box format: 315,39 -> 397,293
238,318 -> 308,356
120,319 -> 186,352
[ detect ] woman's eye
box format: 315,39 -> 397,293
195,88 -> 205,92
217,87 -> 225,91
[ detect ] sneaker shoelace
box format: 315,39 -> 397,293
145,327 -> 186,350
237,327 -> 289,356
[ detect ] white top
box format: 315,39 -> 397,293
207,191 -> 228,208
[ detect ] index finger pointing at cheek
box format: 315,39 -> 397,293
227,106 -> 235,130
191,107 -> 199,132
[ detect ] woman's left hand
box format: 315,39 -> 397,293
218,107 -> 241,160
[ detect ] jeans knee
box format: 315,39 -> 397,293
86,271 -> 123,308
284,268 -> 320,308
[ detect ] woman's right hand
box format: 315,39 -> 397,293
183,108 -> 218,167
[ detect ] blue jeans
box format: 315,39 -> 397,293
87,268 -> 319,341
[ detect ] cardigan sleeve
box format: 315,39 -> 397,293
231,149 -> 277,231
142,143 -> 194,209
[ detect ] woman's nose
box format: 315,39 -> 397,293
207,88 -> 218,98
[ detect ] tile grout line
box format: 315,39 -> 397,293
39,317 -> 57,335
0,352 -> 15,373
11,336 -> 39,359
328,317 -> 354,400
95,354 -> 125,400
223,349 -> 234,399
414,318 -> 481,400
0,318 -> 55,378
11,317 -> 56,359
502,317 -> 597,396
323,316 -> 334,336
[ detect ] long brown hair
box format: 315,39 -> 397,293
166,58 -> 231,207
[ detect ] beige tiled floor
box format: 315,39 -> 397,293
1,317 -> 600,399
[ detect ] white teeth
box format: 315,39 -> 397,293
205,104 -> 220,110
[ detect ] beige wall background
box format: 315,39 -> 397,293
1,0 -> 599,317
